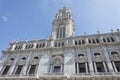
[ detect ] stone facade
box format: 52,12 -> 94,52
0,7 -> 120,80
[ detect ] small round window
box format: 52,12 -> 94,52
34,56 -> 39,59
10,58 -> 15,61
94,53 -> 101,56
111,51 -> 118,55
22,57 -> 26,60
78,54 -> 84,57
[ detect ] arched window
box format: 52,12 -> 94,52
78,54 -> 84,58
56,24 -> 66,39
92,39 -> 95,44
111,51 -> 118,55
34,56 -> 39,60
22,57 -> 26,60
79,40 -> 81,45
103,38 -> 106,42
82,40 -> 85,44
50,56 -> 64,74
75,40 -> 77,45
107,37 -> 110,42
111,37 -> 115,42
96,39 -> 99,43
10,58 -> 15,61
94,53 -> 101,57
88,39 -> 91,43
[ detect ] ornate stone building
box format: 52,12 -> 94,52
0,7 -> 120,80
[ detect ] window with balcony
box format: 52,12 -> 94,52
50,56 -> 64,74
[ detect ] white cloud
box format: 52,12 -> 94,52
2,16 -> 8,22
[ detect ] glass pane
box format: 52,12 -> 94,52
53,66 -> 61,73
2,66 -> 10,75
29,65 -> 36,74
15,65 -> 23,74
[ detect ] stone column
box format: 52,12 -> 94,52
94,62 -> 97,73
86,48 -> 94,74
58,28 -> 60,38
61,27 -> 63,38
85,62 -> 88,73
112,61 -> 117,72
61,65 -> 63,74
23,53 -> 32,75
22,43 -> 26,50
33,42 -> 37,48
103,62 -> 107,72
50,64 -> 53,73
100,36 -> 103,43
85,38 -> 89,44
102,46 -> 114,72
11,44 -> 16,51
77,63 -> 79,74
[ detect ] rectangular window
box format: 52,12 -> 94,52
15,65 -> 23,74
79,63 -> 86,73
75,41 -> 77,45
53,66 -> 61,73
2,66 -> 10,75
96,62 -> 105,72
82,40 -> 85,44
114,61 -> 120,72
28,65 -> 37,74
96,39 -> 99,43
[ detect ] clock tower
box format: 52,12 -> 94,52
51,7 -> 75,39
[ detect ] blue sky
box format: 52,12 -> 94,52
0,0 -> 120,57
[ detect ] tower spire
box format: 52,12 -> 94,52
51,7 -> 75,39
